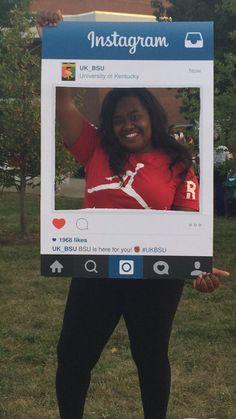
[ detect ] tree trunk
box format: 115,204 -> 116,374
19,176 -> 26,237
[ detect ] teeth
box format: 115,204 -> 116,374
125,133 -> 138,138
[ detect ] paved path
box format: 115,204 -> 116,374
57,178 -> 85,198
4,177 -> 86,199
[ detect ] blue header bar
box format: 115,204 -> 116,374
42,21 -> 213,61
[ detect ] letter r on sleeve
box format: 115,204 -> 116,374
186,180 -> 196,200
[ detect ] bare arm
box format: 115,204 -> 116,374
37,10 -> 83,146
56,87 -> 84,147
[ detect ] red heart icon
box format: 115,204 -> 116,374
52,218 -> 66,229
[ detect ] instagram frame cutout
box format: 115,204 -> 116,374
41,21 -> 213,279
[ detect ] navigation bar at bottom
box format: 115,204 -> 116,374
41,255 -> 213,280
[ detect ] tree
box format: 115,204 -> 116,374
151,0 -> 236,160
152,0 -> 236,58
0,7 -> 77,235
214,53 -> 236,152
151,1 -> 167,18
0,8 -> 41,235
0,0 -> 31,27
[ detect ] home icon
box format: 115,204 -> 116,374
50,260 -> 64,273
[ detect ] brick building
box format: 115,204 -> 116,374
76,87 -> 187,130
31,0 -> 170,16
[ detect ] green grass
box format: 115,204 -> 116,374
55,196 -> 83,210
0,192 -> 235,418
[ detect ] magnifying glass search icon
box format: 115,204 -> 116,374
85,260 -> 98,274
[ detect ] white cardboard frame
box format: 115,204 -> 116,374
41,22 -> 214,278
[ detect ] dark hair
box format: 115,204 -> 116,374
99,88 -> 192,179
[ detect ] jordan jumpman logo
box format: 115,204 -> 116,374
87,163 -> 150,209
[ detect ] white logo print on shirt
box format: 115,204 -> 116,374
87,163 -> 150,209
186,180 -> 196,200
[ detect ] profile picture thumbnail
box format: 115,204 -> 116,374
61,63 -> 76,81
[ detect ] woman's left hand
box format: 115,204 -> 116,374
193,268 -> 230,293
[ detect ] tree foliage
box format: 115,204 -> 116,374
0,7 -> 41,235
152,0 -> 236,58
151,0 -> 236,158
151,1 -> 167,18
0,0 -> 31,27
0,10 -> 40,172
214,53 -> 236,151
0,8 -> 77,235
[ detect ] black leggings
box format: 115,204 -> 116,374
56,278 -> 184,419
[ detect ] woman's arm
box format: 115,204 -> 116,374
37,11 -> 83,147
56,87 -> 84,147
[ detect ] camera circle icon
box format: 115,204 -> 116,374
119,260 -> 134,275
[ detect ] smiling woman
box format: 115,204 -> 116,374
56,87 -> 199,211
34,11 -> 232,419
35,10 -> 231,419
112,96 -> 153,153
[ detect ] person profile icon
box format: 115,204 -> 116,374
190,261 -> 203,276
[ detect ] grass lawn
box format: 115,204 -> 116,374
0,192 -> 235,419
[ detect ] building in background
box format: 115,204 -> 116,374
31,0 -> 170,16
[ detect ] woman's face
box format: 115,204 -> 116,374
112,96 -> 153,153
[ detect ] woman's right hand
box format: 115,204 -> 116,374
192,268 -> 230,293
36,10 -> 63,38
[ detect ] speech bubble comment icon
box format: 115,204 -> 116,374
76,218 -> 88,230
153,261 -> 169,275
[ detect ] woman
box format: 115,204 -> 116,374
37,12 -> 230,419
59,87 -> 198,211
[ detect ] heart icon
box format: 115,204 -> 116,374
52,238 -> 56,241
52,218 -> 66,229
153,261 -> 169,275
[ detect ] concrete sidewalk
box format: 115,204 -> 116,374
4,177 -> 86,199
56,178 -> 85,198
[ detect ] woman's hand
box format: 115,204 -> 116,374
36,10 -> 63,38
192,268 -> 230,293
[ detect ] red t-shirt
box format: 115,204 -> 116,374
67,119 -> 199,211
